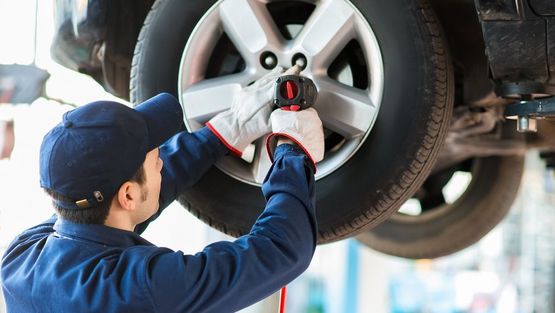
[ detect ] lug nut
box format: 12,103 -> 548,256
265,56 -> 276,68
260,51 -> 278,70
292,53 -> 308,70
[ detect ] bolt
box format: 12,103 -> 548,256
517,115 -> 537,133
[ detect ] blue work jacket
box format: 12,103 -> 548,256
0,127 -> 317,313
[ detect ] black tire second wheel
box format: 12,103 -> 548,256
356,154 -> 525,259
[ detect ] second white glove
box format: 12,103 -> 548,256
207,66 -> 301,156
266,107 -> 325,170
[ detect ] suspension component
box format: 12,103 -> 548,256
504,96 -> 555,132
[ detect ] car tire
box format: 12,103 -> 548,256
130,0 -> 454,243
356,155 -> 525,259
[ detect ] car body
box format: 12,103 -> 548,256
51,0 -> 555,258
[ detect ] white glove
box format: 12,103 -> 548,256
207,65 -> 302,156
266,107 -> 324,170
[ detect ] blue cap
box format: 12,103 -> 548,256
39,93 -> 183,210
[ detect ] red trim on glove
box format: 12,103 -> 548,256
206,122 -> 243,157
266,133 -> 317,173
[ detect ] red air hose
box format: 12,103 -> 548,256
279,286 -> 287,313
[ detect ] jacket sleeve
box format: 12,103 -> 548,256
135,127 -> 228,234
144,144 -> 318,313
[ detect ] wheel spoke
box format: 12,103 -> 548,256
315,78 -> 377,139
294,0 -> 356,68
251,136 -> 273,184
181,73 -> 251,124
219,0 -> 283,63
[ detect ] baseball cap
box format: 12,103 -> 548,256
39,93 -> 183,210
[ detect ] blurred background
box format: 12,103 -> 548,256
1,1 -> 555,312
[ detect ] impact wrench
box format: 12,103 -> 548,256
272,74 -> 317,313
273,74 -> 317,111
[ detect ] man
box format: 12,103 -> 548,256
0,66 -> 324,312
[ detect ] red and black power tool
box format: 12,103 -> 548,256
273,75 -> 317,111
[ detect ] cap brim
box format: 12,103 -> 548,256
135,93 -> 184,150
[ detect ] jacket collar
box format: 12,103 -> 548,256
53,218 -> 154,248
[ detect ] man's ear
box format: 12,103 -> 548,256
116,181 -> 141,212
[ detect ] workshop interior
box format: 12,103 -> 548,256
2,0 -> 555,312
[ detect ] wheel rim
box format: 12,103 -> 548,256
178,0 -> 384,186
395,159 -> 475,220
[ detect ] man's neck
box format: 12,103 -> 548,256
104,213 -> 135,232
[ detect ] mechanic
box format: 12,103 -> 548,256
0,66 -> 324,312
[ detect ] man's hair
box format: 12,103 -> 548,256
44,165 -> 146,224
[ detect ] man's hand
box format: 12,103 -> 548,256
207,66 -> 301,156
266,107 -> 324,171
